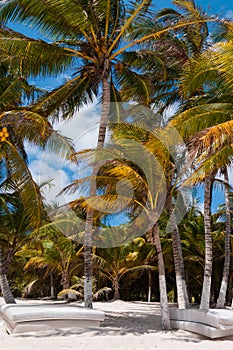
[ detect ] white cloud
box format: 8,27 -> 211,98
27,103 -> 100,205
56,103 -> 100,151
29,156 -> 77,205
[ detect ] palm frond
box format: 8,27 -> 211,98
3,141 -> 43,228
32,73 -> 97,120
0,27 -> 74,77
170,103 -> 233,141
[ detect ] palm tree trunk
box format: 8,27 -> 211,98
169,203 -> 189,309
84,209 -> 94,308
217,168 -> 231,308
0,246 -> 15,304
113,276 -> 120,300
150,223 -> 170,329
200,175 -> 213,310
84,77 -> 110,308
50,273 -> 55,298
148,268 -> 152,302
61,270 -> 70,290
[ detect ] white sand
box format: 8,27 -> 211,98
0,298 -> 233,349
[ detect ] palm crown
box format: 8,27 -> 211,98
0,0 -> 213,120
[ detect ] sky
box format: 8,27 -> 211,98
155,0 -> 233,15
6,0 -> 233,217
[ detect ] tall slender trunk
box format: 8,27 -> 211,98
50,273 -> 55,298
217,168 -> 231,308
0,246 -> 15,304
148,268 -> 152,302
113,276 -> 120,300
150,223 -> 170,329
84,210 -> 94,308
168,190 -> 189,309
84,77 -> 110,308
200,175 -> 213,310
170,211 -> 189,309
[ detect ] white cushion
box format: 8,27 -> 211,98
170,320 -> 233,339
0,303 -> 105,335
169,308 -> 233,338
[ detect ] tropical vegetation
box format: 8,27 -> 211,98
0,0 -> 232,331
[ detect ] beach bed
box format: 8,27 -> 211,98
170,308 -> 233,339
0,303 -> 105,335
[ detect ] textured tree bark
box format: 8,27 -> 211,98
217,168 -> 231,308
61,270 -> 70,290
166,167 -> 189,309
169,207 -> 189,309
228,268 -> 233,306
84,77 -> 110,308
113,276 -> 120,300
0,246 -> 15,304
84,210 -> 94,308
151,223 -> 170,329
200,175 -> 213,310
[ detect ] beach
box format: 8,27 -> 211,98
0,299 -> 233,349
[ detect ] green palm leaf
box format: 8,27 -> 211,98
2,140 -> 43,228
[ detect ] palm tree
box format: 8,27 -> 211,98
0,83 -> 44,304
94,237 -> 156,300
151,0 -> 210,111
0,33 -> 76,302
169,35 -> 233,308
181,208 -> 206,303
216,167 -> 232,308
17,229 -> 84,292
95,1 -> 213,309
111,121 -> 189,308
0,189 -> 32,303
0,0 -> 212,309
214,182 -> 233,307
199,174 -> 214,309
66,126 -> 171,327
185,125 -> 232,308
0,93 -> 74,301
179,206 -> 227,304
0,246 -> 15,303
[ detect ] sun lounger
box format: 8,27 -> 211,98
169,308 -> 233,338
0,303 -> 105,335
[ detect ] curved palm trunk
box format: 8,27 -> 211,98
0,246 -> 15,304
150,223 -> 170,330
217,168 -> 231,308
168,191 -> 189,309
200,175 -> 213,310
84,77 -> 110,308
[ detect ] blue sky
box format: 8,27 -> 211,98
6,0 -> 233,214
154,0 -> 233,15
